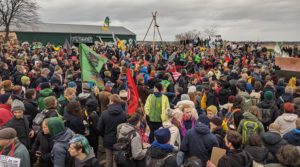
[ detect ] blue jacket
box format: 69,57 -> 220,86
180,122 -> 219,164
283,129 -> 300,146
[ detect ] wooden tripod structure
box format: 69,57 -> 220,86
142,11 -> 164,55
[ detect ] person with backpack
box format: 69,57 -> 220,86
114,113 -> 149,167
257,90 -> 280,130
274,102 -> 298,136
222,95 -> 244,131
207,130 -> 253,167
237,106 -> 265,145
283,117 -> 300,146
145,128 -> 178,167
97,94 -> 127,167
37,82 -> 54,110
68,134 -> 102,167
236,81 -> 252,113
180,122 -> 219,165
47,117 -> 74,167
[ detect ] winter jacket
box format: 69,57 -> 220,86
0,104 -> 13,126
6,116 -> 31,149
117,123 -> 147,160
51,128 -> 74,167
237,112 -> 265,137
177,75 -> 189,94
244,145 -> 269,164
283,128 -> 300,146
146,147 -> 178,167
23,99 -> 39,126
35,76 -> 49,89
238,91 -> 252,113
31,131 -> 53,167
58,96 -> 69,115
72,148 -> 101,167
144,94 -> 170,123
38,88 -> 54,110
64,111 -> 85,135
163,120 -> 181,151
96,104 -> 127,149
180,122 -> 219,164
257,100 -> 280,127
0,139 -> 31,167
261,131 -> 287,162
207,91 -> 219,110
274,113 -> 298,136
217,149 -> 253,167
213,127 -> 225,149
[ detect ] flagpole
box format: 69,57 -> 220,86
153,11 -> 156,56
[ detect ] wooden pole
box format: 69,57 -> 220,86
142,18 -> 154,43
153,11 -> 156,56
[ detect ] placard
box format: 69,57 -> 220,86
0,155 -> 21,167
210,147 -> 226,166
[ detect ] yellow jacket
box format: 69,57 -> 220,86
144,94 -> 170,122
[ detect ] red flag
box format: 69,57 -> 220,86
126,68 -> 140,115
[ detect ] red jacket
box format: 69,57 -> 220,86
0,104 -> 13,126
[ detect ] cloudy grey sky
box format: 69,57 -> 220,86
38,0 -> 300,41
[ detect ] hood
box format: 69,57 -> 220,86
261,132 -> 283,145
281,113 -> 298,122
289,129 -> 300,142
148,146 -> 169,159
194,122 -> 210,135
39,88 -> 53,97
0,104 -> 11,110
118,123 -> 135,138
106,104 -> 123,115
78,92 -> 91,100
53,128 -> 73,142
243,112 -> 259,121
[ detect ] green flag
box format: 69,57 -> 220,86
79,43 -> 107,88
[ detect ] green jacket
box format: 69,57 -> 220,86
37,88 -> 53,110
144,94 -> 170,122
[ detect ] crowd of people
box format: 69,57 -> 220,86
0,40 -> 300,167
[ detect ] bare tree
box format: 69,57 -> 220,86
175,29 -> 201,41
204,24 -> 218,38
0,0 -> 39,43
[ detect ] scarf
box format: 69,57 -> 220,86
181,115 -> 195,137
151,141 -> 174,153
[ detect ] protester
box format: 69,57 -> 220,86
0,93 -> 13,126
283,117 -> 300,146
64,101 -> 86,135
274,102 -> 298,135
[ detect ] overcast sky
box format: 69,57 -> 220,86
38,0 -> 300,41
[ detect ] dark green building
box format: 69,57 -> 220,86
7,23 -> 136,45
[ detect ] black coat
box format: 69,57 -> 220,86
64,111 -> 85,135
244,145 -> 269,164
23,99 -> 39,126
96,104 -> 127,149
147,147 -> 178,167
261,132 -> 287,162
31,132 -> 53,167
257,100 -> 280,127
218,149 -> 253,167
6,116 -> 31,149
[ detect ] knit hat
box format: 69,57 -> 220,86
264,91 -> 274,101
207,105 -> 218,115
269,123 -> 281,134
12,99 -> 25,112
188,86 -> 196,93
154,83 -> 163,92
127,113 -> 140,126
283,102 -> 295,113
2,80 -> 12,92
210,116 -> 222,126
0,93 -> 11,104
21,76 -> 30,85
0,127 -> 17,140
181,94 -> 190,101
67,81 -> 77,88
154,128 -> 171,144
40,82 -> 51,89
47,117 -> 66,137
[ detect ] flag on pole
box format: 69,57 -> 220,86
126,68 -> 139,115
63,39 -> 72,55
102,16 -> 110,31
79,43 -> 107,89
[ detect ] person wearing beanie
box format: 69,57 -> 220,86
274,102 -> 298,136
67,81 -> 77,89
37,82 -> 54,111
210,116 -> 225,148
144,82 -> 170,143
283,118 -> 300,146
181,122 -> 219,165
0,93 -> 13,126
115,113 -> 149,166
261,123 -> 287,163
237,106 -> 265,144
0,127 -> 31,167
21,76 -> 30,87
46,117 -> 73,167
264,91 -> 274,101
6,99 -> 34,149
163,108 -> 182,152
146,128 -> 178,167
68,134 -> 100,167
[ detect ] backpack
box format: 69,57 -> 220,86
259,108 -> 272,124
242,120 -> 259,144
145,152 -> 172,167
222,109 -> 239,131
113,130 -> 136,166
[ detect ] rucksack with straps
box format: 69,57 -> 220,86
222,109 -> 239,131
260,108 -> 272,124
113,130 -> 137,166
145,152 -> 172,167
242,120 -> 259,144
